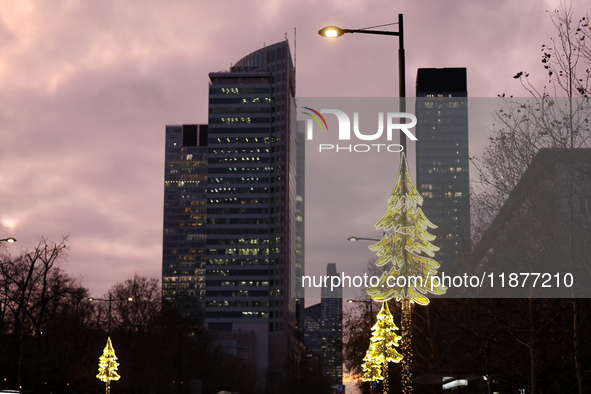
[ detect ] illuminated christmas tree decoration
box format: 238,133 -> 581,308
365,153 -> 447,304
361,301 -> 402,383
363,153 -> 447,394
361,356 -> 384,382
97,337 -> 120,394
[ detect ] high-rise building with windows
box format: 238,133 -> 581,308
319,263 -> 342,388
304,263 -> 342,388
162,124 -> 208,319
204,40 -> 298,379
295,121 -> 305,335
415,68 -> 470,271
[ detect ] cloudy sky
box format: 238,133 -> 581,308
0,0 -> 586,298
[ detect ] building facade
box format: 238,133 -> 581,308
162,124 -> 208,320
295,121 -> 305,335
204,40 -> 298,378
304,263 -> 342,388
415,68 -> 470,272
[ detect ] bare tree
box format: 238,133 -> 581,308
109,273 -> 161,332
472,3 -> 591,393
0,236 -> 77,388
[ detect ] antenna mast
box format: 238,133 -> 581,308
293,27 -> 297,79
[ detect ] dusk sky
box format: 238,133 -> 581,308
1,0 -> 587,299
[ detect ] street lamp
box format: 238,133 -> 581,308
346,236 -> 381,323
318,14 -> 408,151
347,234 -> 403,394
0,237 -> 15,348
88,294 -> 133,334
347,298 -> 375,326
347,298 -> 378,391
347,236 -> 380,242
323,18 -> 416,392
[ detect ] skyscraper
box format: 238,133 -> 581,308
304,263 -> 342,388
415,68 -> 470,271
162,124 -> 208,319
319,263 -> 343,388
204,40 -> 298,379
295,121 -> 305,335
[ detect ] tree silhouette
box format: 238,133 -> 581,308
472,3 -> 591,392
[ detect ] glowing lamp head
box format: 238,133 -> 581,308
127,297 -> 133,302
318,26 -> 345,38
347,236 -> 358,242
325,29 -> 338,38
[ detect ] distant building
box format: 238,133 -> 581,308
304,263 -> 342,388
161,124 -> 208,319
415,68 -> 470,272
304,303 -> 321,356
295,121 -> 306,336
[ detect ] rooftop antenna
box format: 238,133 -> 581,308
293,27 -> 297,79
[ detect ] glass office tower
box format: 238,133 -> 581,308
205,40 -> 297,377
162,124 -> 208,319
304,264 -> 342,389
415,68 -> 470,272
295,121 -> 305,335
319,263 -> 342,388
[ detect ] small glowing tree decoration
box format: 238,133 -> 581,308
365,153 -> 447,394
97,337 -> 120,394
361,301 -> 402,392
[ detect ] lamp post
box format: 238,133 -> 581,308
88,294 -> 133,334
347,237 -> 380,328
347,298 -> 375,326
347,236 -> 380,242
347,235 -> 380,324
347,234 -> 413,394
0,237 -> 15,333
323,17 -> 414,393
347,298 -> 377,392
347,236 -> 390,393
318,14 -> 407,151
